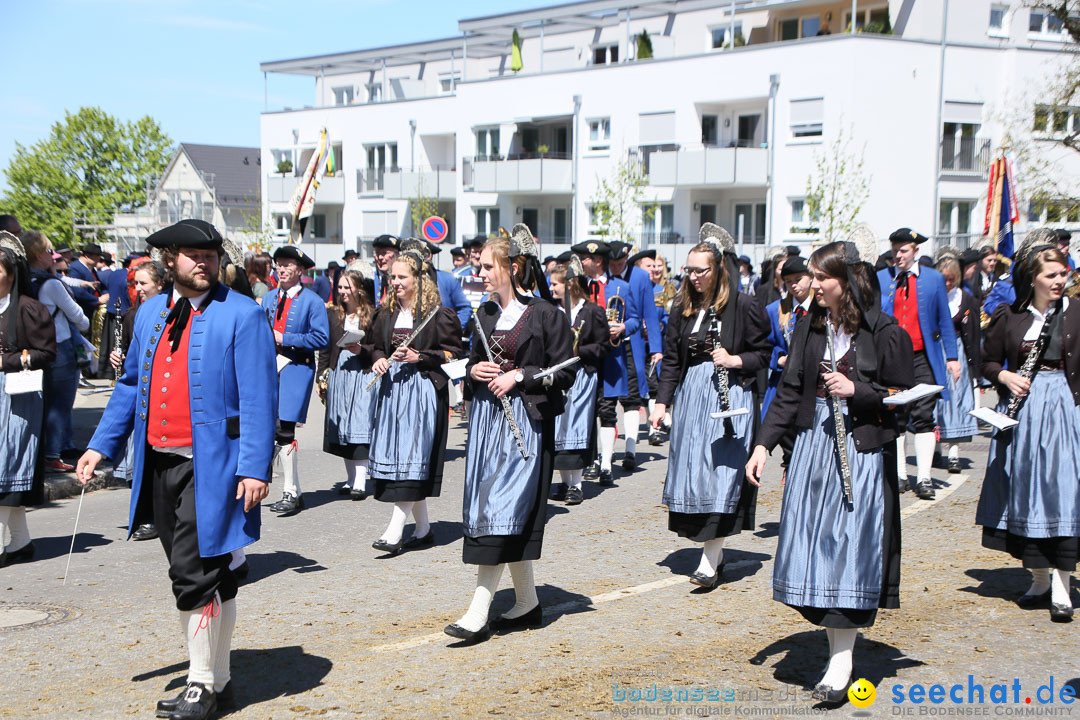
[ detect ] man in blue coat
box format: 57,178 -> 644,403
573,240 -> 637,485
425,239 -> 473,329
607,241 -> 663,470
371,234 -> 400,306
878,228 -> 961,499
263,245 -> 330,515
311,263 -> 334,302
77,220 -> 277,720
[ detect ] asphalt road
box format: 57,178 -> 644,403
1,387 -> 1076,719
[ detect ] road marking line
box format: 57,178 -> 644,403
372,472 -> 971,653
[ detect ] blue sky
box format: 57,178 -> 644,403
0,0 -> 542,193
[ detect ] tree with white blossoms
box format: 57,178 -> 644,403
591,154 -> 655,244
805,125 -> 872,245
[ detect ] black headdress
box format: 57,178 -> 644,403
508,223 -> 552,303
1010,228 -> 1060,313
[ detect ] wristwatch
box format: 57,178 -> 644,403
514,370 -> 524,384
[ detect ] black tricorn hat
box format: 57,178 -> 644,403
450,247 -> 466,257
628,249 -> 656,266
607,241 -> 632,260
1056,229 -> 1072,243
146,219 -> 224,250
464,236 -> 486,250
780,257 -> 809,276
889,227 -> 927,246
372,234 -> 400,249
571,240 -> 610,257
556,250 -> 573,263
273,244 -> 316,269
81,242 -> 104,256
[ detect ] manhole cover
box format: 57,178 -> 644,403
0,601 -> 80,631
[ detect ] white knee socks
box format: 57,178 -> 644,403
455,564 -> 505,632
181,594 -> 235,692
947,443 -> 960,462
896,435 -> 907,481
1051,569 -> 1072,606
379,502 -> 413,544
599,427 -> 616,471
914,432 -> 935,481
229,549 -> 245,572
278,443 -> 300,496
345,459 -> 369,492
695,538 -> 726,577
1027,568 -> 1052,597
412,499 -> 430,538
567,469 -> 583,489
624,408 -> 641,456
0,507 -> 31,551
821,628 -> 856,690
503,561 -> 539,619
213,599 -> 236,693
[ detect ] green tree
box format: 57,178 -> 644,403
409,177 -> 443,238
591,154 -> 655,244
0,107 -> 172,244
805,125 -> 871,244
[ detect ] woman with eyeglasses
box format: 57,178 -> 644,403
649,224 -> 771,591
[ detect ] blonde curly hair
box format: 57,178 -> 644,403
384,252 -> 442,319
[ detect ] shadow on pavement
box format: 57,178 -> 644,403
242,550 -> 326,583
754,521 -> 780,539
959,567 -> 1031,602
656,547 -> 771,584
27,533 -> 113,562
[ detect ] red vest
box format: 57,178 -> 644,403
273,295 -> 293,335
147,308 -> 201,448
894,273 -> 924,352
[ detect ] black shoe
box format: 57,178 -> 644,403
444,622 -> 491,644
550,483 -> 568,501
372,538 -> 404,556
565,486 -> 583,505
583,462 -> 599,480
598,469 -> 614,487
3,541 -> 34,566
336,483 -> 352,496
163,682 -> 217,720
648,432 -> 663,446
811,681 -> 851,705
268,493 -> 303,515
132,523 -> 158,541
1051,603 -> 1074,622
490,604 -> 543,633
914,478 -> 936,500
403,530 -> 435,550
621,453 -> 636,471
350,489 -> 369,501
689,560 -> 725,589
947,457 -> 961,474
1017,589 -> 1052,609
233,561 -> 249,581
157,682 -> 233,717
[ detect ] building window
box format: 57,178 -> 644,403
642,203 -> 676,243
363,143 -> 397,193
272,213 -> 291,237
588,118 -> 611,151
938,200 -> 976,237
699,203 -> 716,226
989,4 -> 1008,33
845,7 -> 890,32
552,208 -> 570,243
733,202 -> 767,244
702,115 -> 718,145
711,23 -> 744,48
439,74 -> 460,94
366,83 -> 382,103
1029,200 -> 1080,224
593,44 -> 619,64
332,86 -> 354,106
475,208 -> 500,237
941,123 -> 983,171
790,97 -> 824,138
790,198 -> 820,232
312,214 -> 327,238
779,15 -> 823,40
476,128 -> 500,160
1029,9 -> 1068,35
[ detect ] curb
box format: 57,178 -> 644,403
43,471 -> 128,503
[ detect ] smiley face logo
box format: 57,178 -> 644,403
848,678 -> 876,708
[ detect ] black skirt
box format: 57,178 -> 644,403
463,419 -> 555,565
324,441 -> 369,461
982,528 -> 1079,572
374,384 -> 449,503
0,444 -> 45,508
667,478 -> 758,542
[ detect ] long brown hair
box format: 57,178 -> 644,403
333,269 -> 374,328
677,243 -> 730,317
384,253 -> 442,318
484,237 -> 531,291
550,265 -> 591,307
807,241 -> 875,336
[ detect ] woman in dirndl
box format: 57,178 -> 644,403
109,260 -> 166,540
548,256 -> 608,506
0,233 -> 56,566
368,250 -> 463,555
933,252 -> 980,473
977,229 -> 1080,623
648,224 -> 771,590
319,268 -> 378,500
444,225 -> 574,644
746,238 -> 914,704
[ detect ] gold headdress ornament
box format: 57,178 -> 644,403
221,237 -> 243,267
765,244 -> 788,261
934,244 -> 960,264
0,231 -> 26,260
698,222 -> 735,253
400,237 -> 431,262
565,254 -> 585,280
1014,227 -> 1059,270
843,223 -> 880,265
345,259 -> 376,281
509,223 -> 538,259
496,226 -> 511,240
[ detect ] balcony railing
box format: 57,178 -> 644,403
463,154 -> 573,194
632,231 -> 683,246
929,233 -> 983,251
647,145 -> 769,187
940,138 -> 991,174
267,174 -> 345,203
357,167 -> 399,194
384,166 -> 456,200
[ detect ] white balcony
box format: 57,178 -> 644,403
465,156 -> 573,194
648,146 -> 768,188
266,174 -> 345,204
384,168 -> 456,200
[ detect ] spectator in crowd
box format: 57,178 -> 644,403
246,255 -> 272,300
0,214 -> 22,238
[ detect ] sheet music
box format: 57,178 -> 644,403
882,384 -> 944,406
969,407 -> 1019,431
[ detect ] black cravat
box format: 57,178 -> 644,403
165,297 -> 192,352
276,291 -> 288,321
895,271 -> 911,299
589,280 -> 602,304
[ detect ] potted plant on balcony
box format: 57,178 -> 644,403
277,159 -> 293,175
537,144 -> 550,158
636,30 -> 654,59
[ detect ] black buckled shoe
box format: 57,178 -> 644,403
157,681 -> 232,717
550,483 -> 568,501
444,622 -> 491,644
162,682 -> 216,720
947,457 -> 961,474
914,478 -> 936,500
583,462 -> 599,480
3,541 -> 34,566
403,530 -> 435,551
598,469 -> 614,487
490,604 -> 543,633
811,681 -> 851,706
565,485 -> 583,506
1050,603 -> 1074,622
648,431 -> 663,446
689,560 -> 725,589
268,493 -> 303,515
132,523 -> 158,541
233,561 -> 249,581
336,483 -> 352,496
621,453 -> 636,471
372,538 -> 404,556
350,489 -> 369,501
1017,589 -> 1052,609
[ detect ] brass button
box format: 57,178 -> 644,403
164,372 -> 170,379
161,420 -> 167,426
141,401 -> 146,408
166,357 -> 172,363
141,376 -> 148,383
161,387 -> 167,393
155,324 -> 162,331
150,336 -> 157,344
143,363 -> 150,371
140,413 -> 146,420
141,388 -> 146,396
160,311 -> 167,318
146,350 -> 152,357
161,435 -> 167,442
160,403 -> 166,409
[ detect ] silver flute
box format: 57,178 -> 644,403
365,307 -> 440,391
1006,306 -> 1057,419
473,308 -> 530,460
825,321 -> 854,506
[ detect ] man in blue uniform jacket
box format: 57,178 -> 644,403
878,228 -> 961,500
424,239 -> 473,329
263,245 -> 330,516
78,220 -> 277,720
573,240 -> 637,485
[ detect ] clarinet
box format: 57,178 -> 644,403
112,298 -> 123,384
472,308 -> 531,460
711,313 -> 731,411
825,321 -> 855,506
1006,306 -> 1057,419
364,306 -> 441,392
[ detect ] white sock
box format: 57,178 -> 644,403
503,561 -> 539,619
647,399 -> 656,428
914,432 -> 935,480
624,408 -> 640,456
1027,568 -> 1052,597
896,435 -> 907,481
279,443 -> 301,496
229,549 -> 246,571
344,460 -> 358,488
947,443 -> 960,462
599,427 -> 616,472
0,507 -> 8,548
694,538 -> 725,577
379,502 -> 413,544
454,564 -> 504,632
663,411 -> 671,429
0,507 -> 31,551
558,470 -> 572,485
355,459 -> 369,493
212,598 -> 236,693
820,628 -> 856,690
568,469 -> 583,489
412,499 -> 431,538
182,600 -> 218,688
1052,569 -> 1072,606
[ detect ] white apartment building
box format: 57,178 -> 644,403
259,0 -> 1078,270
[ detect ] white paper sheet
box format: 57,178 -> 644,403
441,358 -> 468,381
336,330 -> 365,348
882,383 -> 944,406
969,407 -> 1019,431
710,407 -> 751,420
